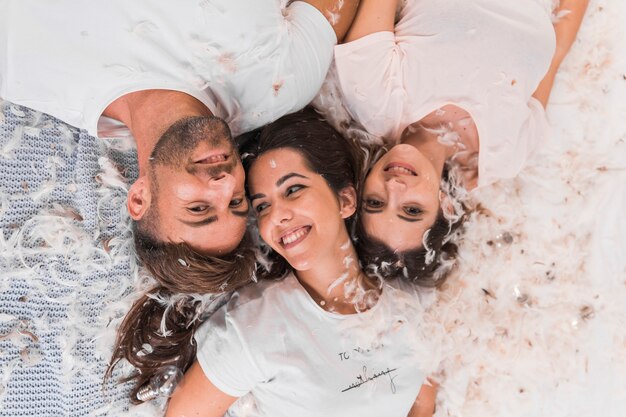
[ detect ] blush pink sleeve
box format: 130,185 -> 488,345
334,31 -> 409,142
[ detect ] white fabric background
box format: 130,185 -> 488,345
0,0 -> 624,416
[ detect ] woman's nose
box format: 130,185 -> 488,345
385,177 -> 407,191
270,202 -> 292,225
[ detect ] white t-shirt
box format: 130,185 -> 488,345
195,274 -> 432,417
0,0 -> 336,138
334,0 -> 556,188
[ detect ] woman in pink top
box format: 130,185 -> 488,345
335,0 -> 589,286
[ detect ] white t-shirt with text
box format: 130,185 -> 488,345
195,273 -> 431,417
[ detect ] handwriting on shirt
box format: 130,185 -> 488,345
338,344 -> 382,361
341,365 -> 398,394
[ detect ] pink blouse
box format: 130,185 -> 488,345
335,0 -> 555,188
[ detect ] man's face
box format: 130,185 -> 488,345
145,117 -> 248,255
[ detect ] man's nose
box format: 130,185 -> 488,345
206,173 -> 236,208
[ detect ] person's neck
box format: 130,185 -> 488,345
103,90 -> 213,176
401,124 -> 456,179
295,234 -> 374,315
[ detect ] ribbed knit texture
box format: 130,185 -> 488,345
0,101 -> 139,416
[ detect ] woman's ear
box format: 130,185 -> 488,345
338,186 -> 358,219
439,190 -> 456,219
127,177 -> 152,220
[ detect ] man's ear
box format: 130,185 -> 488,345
338,186 -> 358,219
127,177 -> 152,220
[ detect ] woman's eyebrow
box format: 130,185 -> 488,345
362,208 -> 422,222
397,215 -> 421,223
249,193 -> 265,201
276,172 -> 308,187
363,207 -> 383,214
250,173 -> 309,201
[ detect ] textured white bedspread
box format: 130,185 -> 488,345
0,0 -> 624,416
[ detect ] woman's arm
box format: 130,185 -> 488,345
297,0 -> 361,42
165,361 -> 238,417
533,0 -> 590,107
343,0 -> 398,43
407,379 -> 438,417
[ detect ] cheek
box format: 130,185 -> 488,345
361,213 -> 379,237
363,173 -> 383,194
256,216 -> 276,249
234,163 -> 246,183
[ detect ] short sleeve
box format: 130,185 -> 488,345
476,96 -> 549,189
334,31 -> 409,141
194,301 -> 265,397
279,1 -> 337,112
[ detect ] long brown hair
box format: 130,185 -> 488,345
354,163 -> 469,288
106,223 -> 257,403
240,107 -> 363,279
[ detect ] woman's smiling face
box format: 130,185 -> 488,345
248,149 -> 355,271
361,144 -> 441,251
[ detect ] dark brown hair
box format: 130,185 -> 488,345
239,107 -> 363,279
107,211 -> 257,403
354,163 -> 469,288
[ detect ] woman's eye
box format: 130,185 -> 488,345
254,202 -> 269,213
229,198 -> 244,208
365,199 -> 384,208
188,205 -> 209,213
285,184 -> 304,196
404,206 -> 422,216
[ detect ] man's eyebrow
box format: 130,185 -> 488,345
232,209 -> 248,218
276,172 -> 308,187
180,216 -> 218,227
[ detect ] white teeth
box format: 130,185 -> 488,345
388,166 -> 415,175
281,228 -> 308,245
201,154 -> 227,163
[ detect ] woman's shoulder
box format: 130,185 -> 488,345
383,278 -> 436,310
196,276 -> 296,346
221,273 -> 299,317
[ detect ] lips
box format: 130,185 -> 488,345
384,162 -> 417,176
278,226 -> 311,249
195,153 -> 229,164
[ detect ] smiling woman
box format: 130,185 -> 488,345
164,108 -> 438,417
335,0 -> 589,288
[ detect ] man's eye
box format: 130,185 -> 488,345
229,198 -> 244,208
285,185 -> 305,196
404,206 -> 422,216
254,202 -> 269,213
189,205 -> 209,213
365,199 -> 384,208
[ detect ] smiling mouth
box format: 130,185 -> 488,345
384,162 -> 417,176
279,226 -> 311,249
194,152 -> 230,165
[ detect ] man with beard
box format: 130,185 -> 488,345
0,0 -> 359,258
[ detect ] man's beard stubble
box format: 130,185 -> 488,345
149,116 -> 238,176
